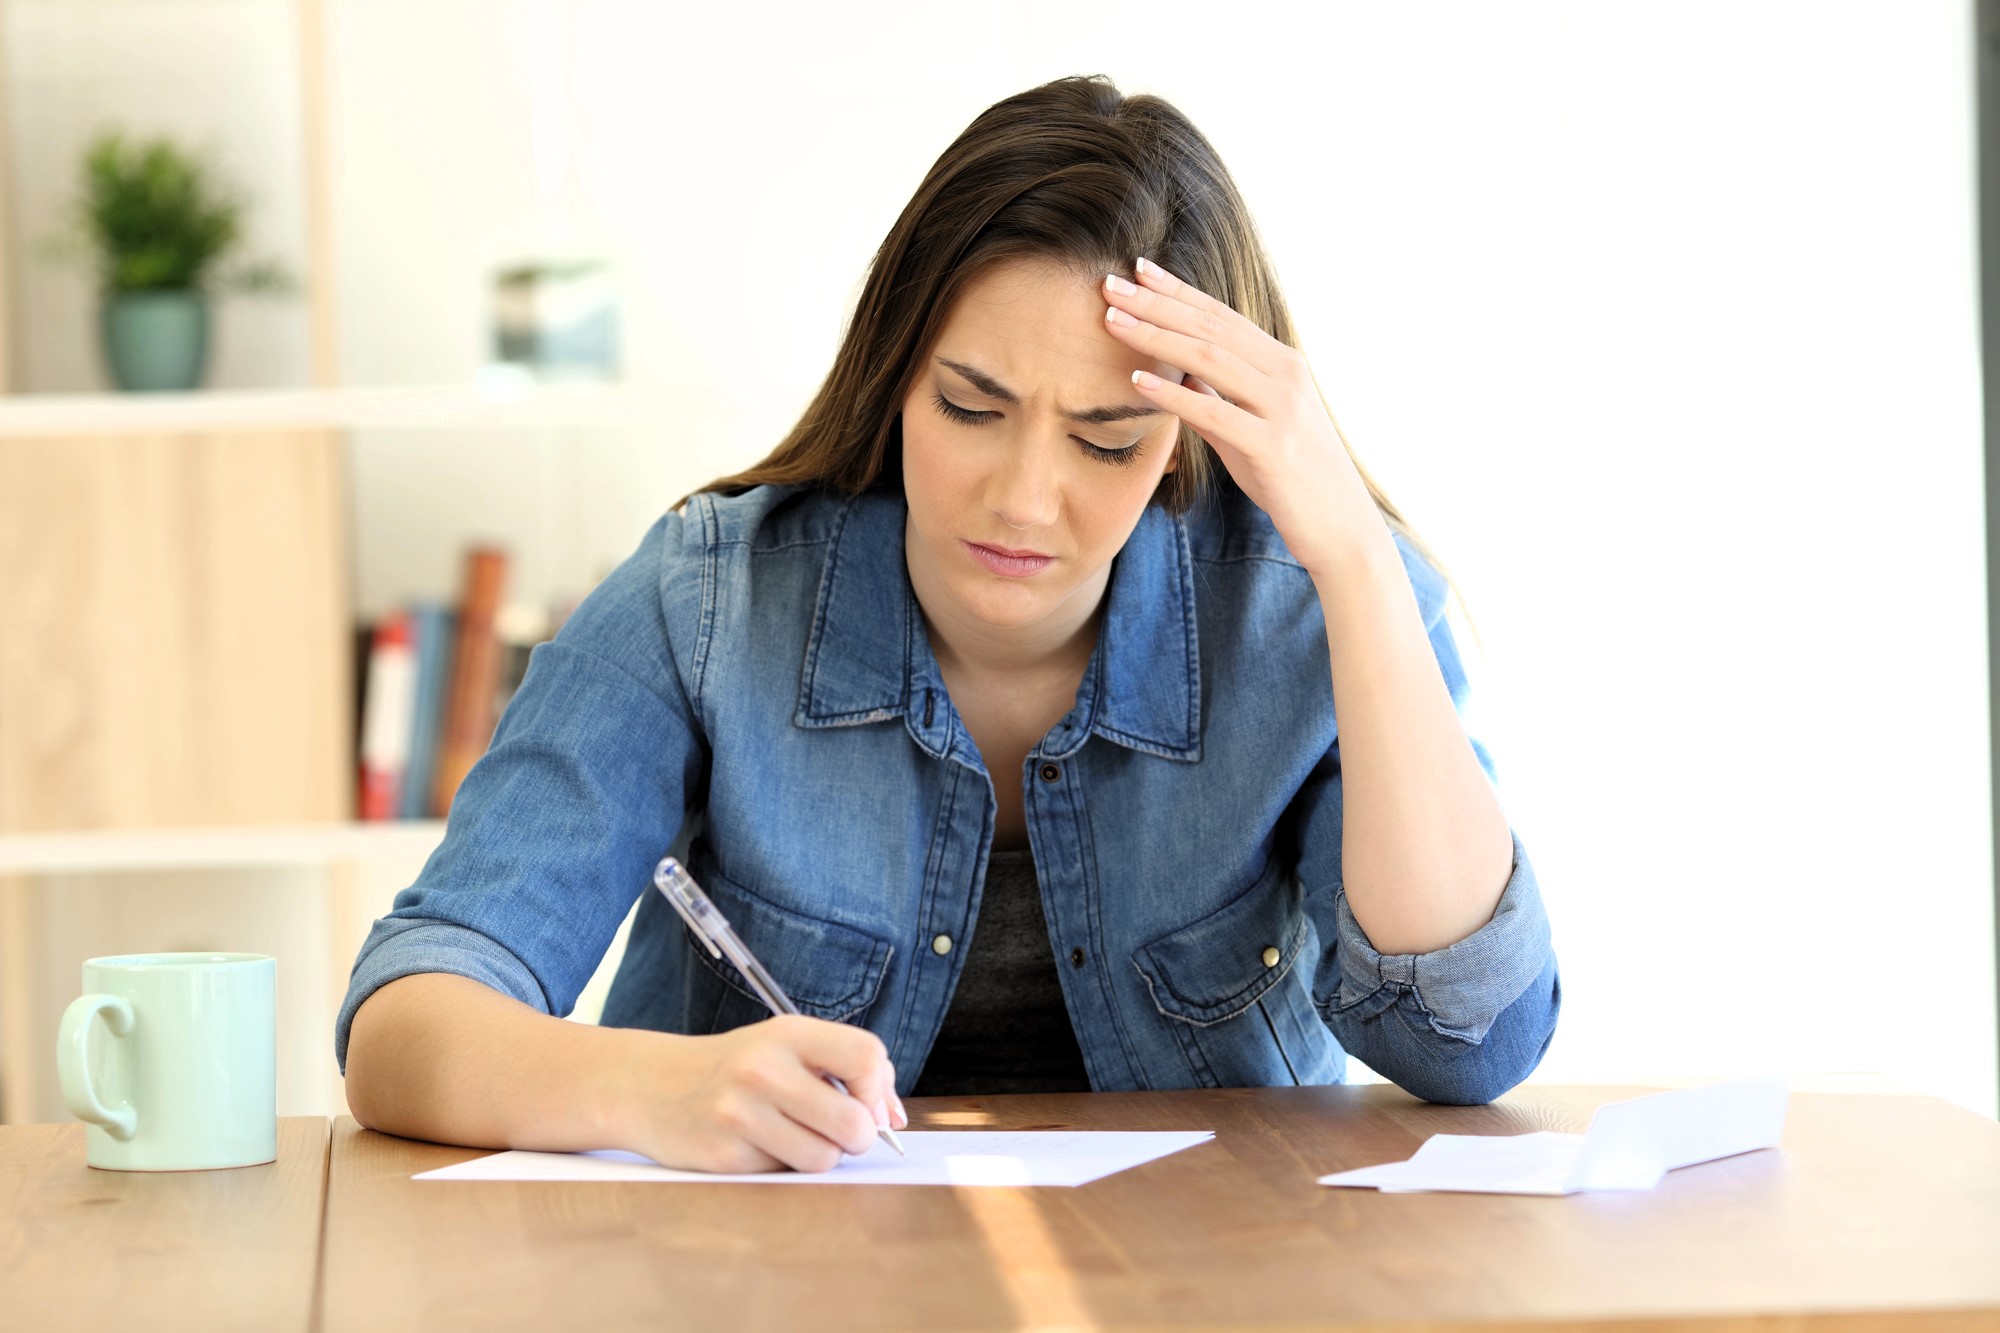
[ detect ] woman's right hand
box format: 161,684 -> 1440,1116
613,1015 -> 909,1174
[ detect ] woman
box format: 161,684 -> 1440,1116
338,75 -> 1559,1174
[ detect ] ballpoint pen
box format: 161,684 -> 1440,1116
653,855 -> 907,1158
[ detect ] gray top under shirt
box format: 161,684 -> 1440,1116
910,846 -> 1092,1096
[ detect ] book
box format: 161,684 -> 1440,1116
358,609 -> 416,821
430,547 -> 510,817
492,603 -> 550,719
401,602 -> 455,820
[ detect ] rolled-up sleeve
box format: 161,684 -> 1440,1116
1325,830 -> 1560,1103
333,508 -> 709,1075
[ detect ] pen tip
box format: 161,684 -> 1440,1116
881,1126 -> 907,1157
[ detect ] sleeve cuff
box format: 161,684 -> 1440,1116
333,918 -> 551,1076
1332,829 -> 1552,1044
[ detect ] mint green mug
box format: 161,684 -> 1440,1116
57,953 -> 277,1171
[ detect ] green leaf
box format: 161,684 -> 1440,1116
40,127 -> 297,298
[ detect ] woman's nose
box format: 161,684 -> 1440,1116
986,440 -> 1061,531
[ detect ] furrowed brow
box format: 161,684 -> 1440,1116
936,357 -> 1162,425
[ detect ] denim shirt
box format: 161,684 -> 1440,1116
335,482 -> 1560,1103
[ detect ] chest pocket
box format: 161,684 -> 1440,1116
1131,854 -> 1343,1088
681,840 -> 895,1033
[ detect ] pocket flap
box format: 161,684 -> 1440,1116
683,844 -> 894,1023
1132,857 -> 1308,1027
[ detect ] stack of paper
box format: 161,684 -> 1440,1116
1319,1073 -> 1790,1195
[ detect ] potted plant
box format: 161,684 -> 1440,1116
41,129 -> 295,392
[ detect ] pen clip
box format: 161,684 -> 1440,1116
653,856 -> 724,959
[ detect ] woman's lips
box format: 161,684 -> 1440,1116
964,540 -> 1054,577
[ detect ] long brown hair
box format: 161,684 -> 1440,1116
683,74 -> 1452,596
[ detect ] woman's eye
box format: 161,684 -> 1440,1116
933,392 -> 1142,468
1080,441 -> 1141,468
932,393 -> 991,425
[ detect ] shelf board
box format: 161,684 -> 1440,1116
0,821 -> 447,874
0,380 -> 653,436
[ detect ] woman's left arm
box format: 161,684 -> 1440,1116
1106,259 -> 1511,954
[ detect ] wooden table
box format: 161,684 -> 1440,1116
315,1086 -> 2000,1331
0,1116 -> 328,1333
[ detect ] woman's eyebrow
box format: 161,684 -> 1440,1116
935,357 -> 1163,425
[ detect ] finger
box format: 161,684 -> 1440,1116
694,1084 -> 805,1173
786,1016 -> 898,1114
778,1068 -> 884,1158
1104,303 -> 1271,414
1108,267 -> 1293,379
1131,368 -> 1260,447
748,1096 -> 855,1174
700,1125 -> 789,1175
1183,372 -> 1227,403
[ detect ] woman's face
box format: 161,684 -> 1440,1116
901,258 -> 1185,645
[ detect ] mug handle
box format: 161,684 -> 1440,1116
58,994 -> 138,1140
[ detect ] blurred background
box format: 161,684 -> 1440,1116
1,0 -> 1993,1124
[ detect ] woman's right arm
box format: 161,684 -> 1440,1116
336,506 -> 903,1172
345,972 -> 906,1173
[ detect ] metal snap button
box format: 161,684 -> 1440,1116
1069,947 -> 1086,968
932,934 -> 954,956
1039,763 -> 1061,782
1261,946 -> 1280,968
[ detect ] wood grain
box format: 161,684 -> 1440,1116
0,1116 -> 328,1332
319,1086 -> 2000,1331
0,872 -> 35,1123
0,430 -> 350,834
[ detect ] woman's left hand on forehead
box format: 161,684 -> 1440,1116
1103,258 -> 1385,576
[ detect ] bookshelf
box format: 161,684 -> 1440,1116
0,1 -> 654,1124
0,821 -> 448,875
0,380 -> 654,435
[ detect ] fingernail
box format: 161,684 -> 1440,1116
1137,256 -> 1162,277
875,1100 -> 891,1129
891,1092 -> 908,1127
1105,306 -> 1137,327
1104,272 -> 1137,296
1132,369 -> 1162,390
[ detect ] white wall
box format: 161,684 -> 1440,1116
8,0 -> 1993,1116
1320,4 -> 1996,1117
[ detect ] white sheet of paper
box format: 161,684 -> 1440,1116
413,1130 -> 1215,1187
1318,1073 -> 1790,1195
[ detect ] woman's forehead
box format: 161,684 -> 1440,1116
950,256 -> 1100,318
932,259 -> 1174,407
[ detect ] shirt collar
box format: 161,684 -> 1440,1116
794,490 -> 1202,763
